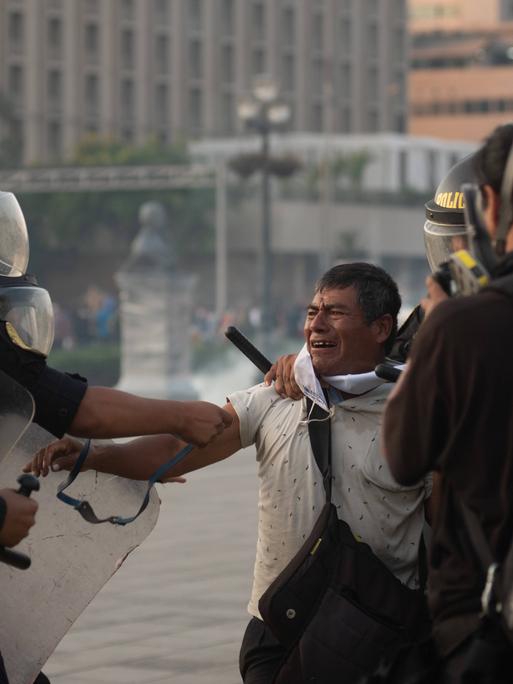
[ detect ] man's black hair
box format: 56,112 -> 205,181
315,262 -> 401,354
473,123 -> 513,194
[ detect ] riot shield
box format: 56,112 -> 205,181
0,369 -> 35,464
0,423 -> 160,684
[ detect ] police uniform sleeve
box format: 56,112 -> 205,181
0,322 -> 88,438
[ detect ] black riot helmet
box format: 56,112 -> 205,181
0,191 -> 54,356
424,154 -> 477,272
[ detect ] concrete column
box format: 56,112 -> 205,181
25,0 -> 45,164
62,0 -> 81,159
135,0 -> 151,144
100,0 -> 117,138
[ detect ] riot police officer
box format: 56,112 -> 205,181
384,123 -> 513,683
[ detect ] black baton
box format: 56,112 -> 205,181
224,326 -> 272,374
0,474 -> 39,570
375,363 -> 402,383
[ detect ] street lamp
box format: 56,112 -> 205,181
237,75 -> 291,352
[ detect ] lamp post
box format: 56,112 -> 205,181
237,76 -> 291,352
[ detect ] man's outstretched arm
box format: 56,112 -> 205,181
26,403 -> 242,481
68,386 -> 233,446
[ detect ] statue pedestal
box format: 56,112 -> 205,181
115,271 -> 198,400
114,201 -> 198,400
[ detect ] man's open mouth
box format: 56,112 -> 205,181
311,341 -> 336,348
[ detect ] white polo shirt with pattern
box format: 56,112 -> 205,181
228,382 -> 432,619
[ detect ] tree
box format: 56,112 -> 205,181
20,135 -> 215,266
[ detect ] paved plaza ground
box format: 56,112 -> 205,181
45,355 -> 261,684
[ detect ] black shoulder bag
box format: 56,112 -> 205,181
258,399 -> 429,684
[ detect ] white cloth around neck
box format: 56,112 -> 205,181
293,343 -> 403,411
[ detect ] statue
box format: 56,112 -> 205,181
115,201 -> 198,400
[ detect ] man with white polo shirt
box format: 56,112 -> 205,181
31,262 -> 432,683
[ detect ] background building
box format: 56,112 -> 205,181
409,0 -> 513,140
0,0 -> 408,166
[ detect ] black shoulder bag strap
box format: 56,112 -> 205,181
305,396 -> 332,502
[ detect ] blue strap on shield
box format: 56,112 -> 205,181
57,439 -> 194,526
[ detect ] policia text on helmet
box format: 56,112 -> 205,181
424,140 -> 513,298
423,154 -> 490,297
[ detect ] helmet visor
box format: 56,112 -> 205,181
423,221 -> 469,272
0,192 -> 29,277
0,286 -> 55,356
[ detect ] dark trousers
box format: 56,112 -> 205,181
239,617 -> 287,684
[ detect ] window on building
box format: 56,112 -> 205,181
155,34 -> 169,74
155,83 -> 168,126
340,63 -> 351,97
221,0 -> 235,35
47,121 -> 62,159
252,2 -> 265,41
8,11 -> 24,54
399,150 -> 407,188
221,44 -> 234,83
312,12 -> 323,52
189,0 -> 202,32
120,78 -> 135,120
189,88 -> 203,132
8,65 -> 23,104
48,17 -> 63,57
252,48 -> 265,76
282,54 -> 295,91
368,108 -> 379,132
367,0 -> 379,15
47,69 -> 62,104
339,17 -> 351,55
393,27 -> 405,65
121,127 -> 134,142
84,0 -> 99,15
312,59 -> 323,97
282,7 -> 295,47
189,39 -> 203,79
154,0 -> 169,24
368,67 -> 378,101
84,23 -> 99,61
47,0 -> 62,9
340,106 -> 351,132
85,73 -> 99,117
221,92 -> 234,133
367,22 -> 378,59
121,0 -> 134,21
121,29 -> 135,69
312,103 -> 323,132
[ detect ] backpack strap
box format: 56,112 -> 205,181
305,396 -> 332,503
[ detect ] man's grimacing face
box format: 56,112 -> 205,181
303,285 -> 390,377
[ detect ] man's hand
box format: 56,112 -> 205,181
24,436 -> 188,483
177,401 -> 233,446
24,436 -> 86,477
420,276 -> 449,318
0,489 -> 38,547
264,354 -> 302,400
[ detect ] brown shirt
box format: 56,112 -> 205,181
384,289 -> 513,641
